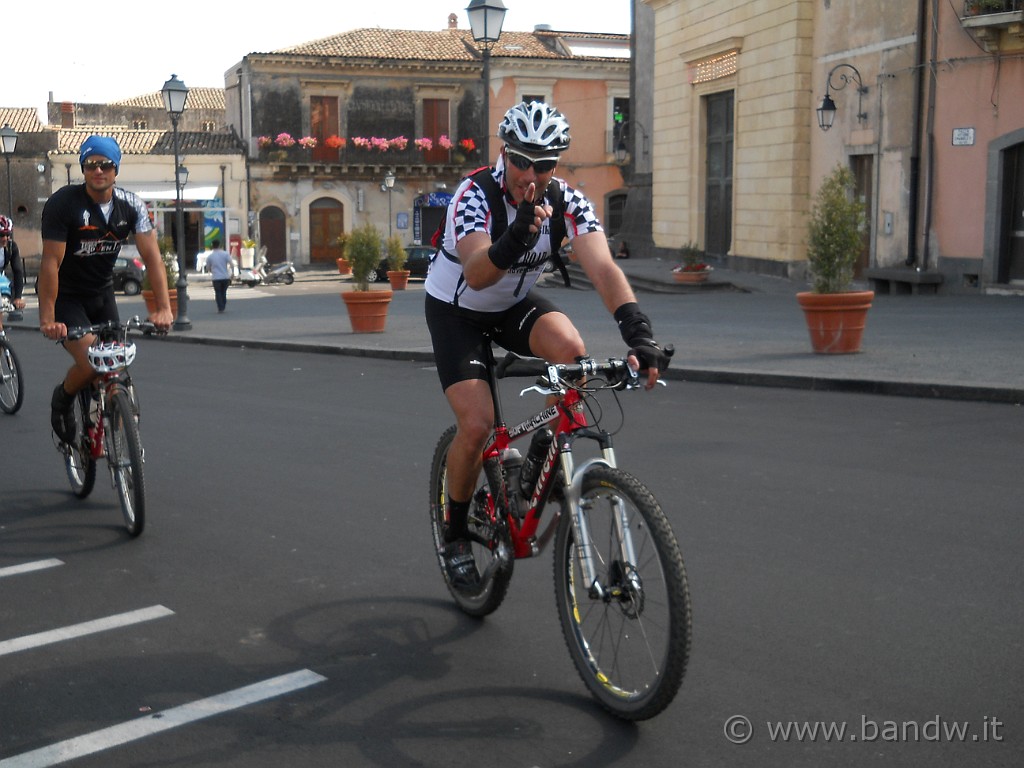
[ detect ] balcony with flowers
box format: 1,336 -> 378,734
255,132 -> 481,178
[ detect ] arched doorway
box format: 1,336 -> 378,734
259,206 -> 287,263
310,197 -> 345,263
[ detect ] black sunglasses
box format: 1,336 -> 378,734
505,148 -> 558,174
82,160 -> 116,172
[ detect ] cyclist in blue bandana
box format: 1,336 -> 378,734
38,135 -> 173,442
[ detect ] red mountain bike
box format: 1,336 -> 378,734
59,318 -> 154,537
429,342 -> 691,720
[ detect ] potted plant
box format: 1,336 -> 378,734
672,242 -> 712,283
797,163 -> 873,354
340,222 -> 392,332
240,238 -> 257,270
335,233 -> 351,275
142,240 -> 179,316
385,234 -> 410,290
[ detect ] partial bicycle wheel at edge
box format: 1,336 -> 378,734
65,391 -> 96,498
0,337 -> 24,414
106,390 -> 145,537
429,424 -> 514,617
553,465 -> 691,720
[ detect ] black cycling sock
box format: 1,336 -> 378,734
444,498 -> 471,543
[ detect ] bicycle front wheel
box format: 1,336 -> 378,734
554,465 -> 691,721
64,391 -> 96,498
106,390 -> 146,537
429,424 -> 513,617
0,337 -> 23,414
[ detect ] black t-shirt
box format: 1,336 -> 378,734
40,184 -> 153,298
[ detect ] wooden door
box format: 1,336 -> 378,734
850,155 -> 873,278
704,92 -> 733,258
311,96 -> 340,164
259,206 -> 287,264
310,198 -> 344,263
423,99 -> 450,164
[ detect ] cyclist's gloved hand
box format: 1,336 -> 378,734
488,187 -> 542,270
615,302 -> 672,373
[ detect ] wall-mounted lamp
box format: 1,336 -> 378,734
816,63 -> 868,132
614,119 -> 649,165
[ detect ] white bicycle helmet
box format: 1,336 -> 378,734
497,101 -> 571,158
87,340 -> 137,372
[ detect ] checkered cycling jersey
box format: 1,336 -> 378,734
425,161 -> 602,312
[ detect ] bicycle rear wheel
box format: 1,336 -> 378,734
429,425 -> 514,617
0,337 -> 23,414
64,391 -> 96,498
554,465 -> 691,720
106,390 -> 146,537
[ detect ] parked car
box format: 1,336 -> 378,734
31,253 -> 145,295
367,244 -> 436,282
113,255 -> 145,295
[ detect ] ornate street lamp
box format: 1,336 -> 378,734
383,170 -> 396,237
466,0 -> 507,159
816,63 -> 868,132
0,124 -> 17,218
161,74 -> 191,330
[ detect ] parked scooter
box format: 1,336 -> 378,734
260,255 -> 296,285
233,250 -> 296,287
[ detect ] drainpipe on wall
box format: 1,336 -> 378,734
919,0 -> 940,271
906,0 -> 929,266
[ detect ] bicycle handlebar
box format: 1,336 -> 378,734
497,343 -> 675,388
64,316 -> 161,343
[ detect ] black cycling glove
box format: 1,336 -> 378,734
614,302 -> 672,372
488,197 -> 542,270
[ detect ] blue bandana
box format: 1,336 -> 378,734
80,135 -> 122,170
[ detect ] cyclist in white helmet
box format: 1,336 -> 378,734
424,100 -> 671,591
0,215 -> 26,327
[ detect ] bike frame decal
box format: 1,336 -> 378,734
508,405 -> 559,440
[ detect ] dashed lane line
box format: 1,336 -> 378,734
0,605 -> 174,657
0,559 -> 64,578
0,669 -> 328,768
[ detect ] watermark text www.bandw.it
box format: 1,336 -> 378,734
723,715 -> 1004,745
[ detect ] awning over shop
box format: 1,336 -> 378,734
120,182 -> 220,201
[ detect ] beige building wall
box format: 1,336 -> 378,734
646,0 -> 816,268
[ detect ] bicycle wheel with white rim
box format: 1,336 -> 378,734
428,424 -> 514,617
0,337 -> 23,414
64,391 -> 96,498
106,390 -> 146,537
553,465 -> 691,720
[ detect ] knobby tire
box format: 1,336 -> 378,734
65,391 -> 96,498
429,425 -> 514,617
0,337 -> 24,414
553,465 -> 691,720
107,390 -> 146,537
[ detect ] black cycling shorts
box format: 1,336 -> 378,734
54,288 -> 119,333
425,291 -> 561,391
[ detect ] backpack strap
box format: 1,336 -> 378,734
434,167 -> 571,288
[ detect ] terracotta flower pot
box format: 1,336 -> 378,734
142,289 -> 178,318
796,290 -> 874,354
337,258 -> 352,275
673,268 -> 711,284
341,289 -> 393,333
387,270 -> 410,290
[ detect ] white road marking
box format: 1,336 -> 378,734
0,559 -> 64,578
0,669 -> 327,768
0,605 -> 174,657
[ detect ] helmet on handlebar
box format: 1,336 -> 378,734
87,340 -> 137,372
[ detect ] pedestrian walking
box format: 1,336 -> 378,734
206,239 -> 233,313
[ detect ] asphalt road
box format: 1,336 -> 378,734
1,336 -> 1021,767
